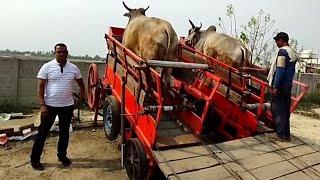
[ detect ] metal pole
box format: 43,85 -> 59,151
145,60 -> 209,69
120,76 -> 126,167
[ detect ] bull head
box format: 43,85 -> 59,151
186,19 -> 203,47
123,1 -> 149,19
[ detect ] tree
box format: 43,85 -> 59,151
218,5 -> 278,67
218,4 -> 238,37
242,10 -> 277,66
94,55 -> 102,60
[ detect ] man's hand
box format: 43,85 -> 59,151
40,104 -> 48,114
271,88 -> 278,95
75,98 -> 84,109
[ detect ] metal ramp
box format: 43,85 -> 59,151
153,133 -> 320,180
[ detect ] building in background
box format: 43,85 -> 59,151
298,49 -> 319,73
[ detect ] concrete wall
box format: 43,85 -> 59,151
294,73 -> 320,93
0,56 -> 105,108
1,56 -> 319,109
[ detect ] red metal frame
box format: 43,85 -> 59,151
96,27 -> 309,174
102,27 -> 223,169
178,38 -> 309,138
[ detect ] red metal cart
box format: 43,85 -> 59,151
87,27 -> 309,179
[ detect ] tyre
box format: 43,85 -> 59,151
124,138 -> 148,180
103,95 -> 120,140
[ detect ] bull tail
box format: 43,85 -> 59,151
164,29 -> 178,61
164,30 -> 171,60
240,47 -> 246,71
240,47 -> 268,80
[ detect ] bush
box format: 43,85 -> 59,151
298,90 -> 320,109
0,100 -> 34,114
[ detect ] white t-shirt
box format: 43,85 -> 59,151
37,59 -> 82,107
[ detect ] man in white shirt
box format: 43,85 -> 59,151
30,43 -> 85,170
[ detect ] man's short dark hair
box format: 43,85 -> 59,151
273,32 -> 289,42
54,43 -> 67,51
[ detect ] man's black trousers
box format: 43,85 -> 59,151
30,105 -> 74,161
271,84 -> 292,139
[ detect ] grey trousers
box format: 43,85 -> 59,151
271,84 -> 292,138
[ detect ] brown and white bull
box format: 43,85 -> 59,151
122,2 -> 178,93
185,20 -> 251,69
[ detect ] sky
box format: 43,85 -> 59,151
0,0 -> 319,57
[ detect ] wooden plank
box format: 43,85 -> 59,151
126,55 -> 138,67
153,146 -> 211,163
218,84 -> 242,104
160,113 -> 172,122
289,152 -> 320,169
224,143 -> 274,160
158,121 -> 179,130
126,74 -> 138,94
216,136 -> 261,151
107,55 -> 115,69
276,171 -> 313,180
256,121 -> 274,133
153,134 -> 320,179
206,145 -> 233,163
169,165 -> 231,180
158,155 -> 219,178
157,128 -> 185,137
156,134 -> 201,150
138,89 -> 146,105
249,161 -> 299,180
237,152 -> 285,170
303,167 -> 320,179
115,63 -> 125,77
284,145 -> 317,158
264,133 -> 304,149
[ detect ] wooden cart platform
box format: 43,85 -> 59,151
153,133 -> 320,180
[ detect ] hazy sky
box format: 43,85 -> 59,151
0,0 -> 319,57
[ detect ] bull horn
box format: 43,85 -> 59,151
144,5 -> 150,12
199,22 -> 202,29
189,19 -> 196,29
122,1 -> 132,11
189,19 -> 195,29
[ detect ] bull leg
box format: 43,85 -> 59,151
203,48 -> 219,88
162,67 -> 172,96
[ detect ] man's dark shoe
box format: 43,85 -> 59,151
268,133 -> 286,142
58,156 -> 71,167
31,161 -> 45,170
285,136 -> 291,141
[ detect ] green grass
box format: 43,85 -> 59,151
296,90 -> 320,119
0,100 -> 35,114
298,90 -> 320,110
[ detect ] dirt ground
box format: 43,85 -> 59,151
291,112 -> 320,148
0,111 -> 127,180
0,110 -> 319,180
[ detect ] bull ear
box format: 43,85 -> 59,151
123,12 -> 130,17
123,1 -> 132,11
143,6 -> 150,13
189,19 -> 195,29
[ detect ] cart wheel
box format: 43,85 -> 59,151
87,63 -> 100,110
124,138 -> 148,180
103,95 -> 120,140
